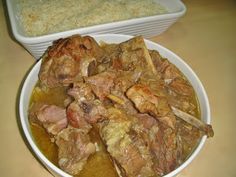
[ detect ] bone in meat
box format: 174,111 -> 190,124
171,106 -> 214,137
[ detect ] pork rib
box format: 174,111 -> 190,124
171,106 -> 214,137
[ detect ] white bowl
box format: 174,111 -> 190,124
19,34 -> 210,177
7,0 -> 186,59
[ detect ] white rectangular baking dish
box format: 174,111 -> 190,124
6,0 -> 186,59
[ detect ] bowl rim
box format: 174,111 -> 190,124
19,34 -> 210,177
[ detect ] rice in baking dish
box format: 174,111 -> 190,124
17,0 -> 168,37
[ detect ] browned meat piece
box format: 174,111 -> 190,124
67,82 -> 95,102
67,82 -> 107,124
162,61 -> 182,80
56,127 -> 96,175
66,101 -> 92,131
168,78 -> 194,96
113,70 -> 142,92
67,100 -> 107,128
135,114 -> 179,176
149,50 -> 163,70
85,71 -> 116,100
118,36 -> 157,74
166,94 -> 196,114
28,102 -> 46,124
81,101 -> 108,124
126,84 -> 176,129
48,35 -> 104,63
151,124 -> 178,175
99,108 -> 156,177
39,54 -> 80,88
108,92 -> 138,115
39,35 -> 104,88
150,50 -> 182,81
101,43 -> 122,70
30,103 -> 68,135
119,37 -> 145,71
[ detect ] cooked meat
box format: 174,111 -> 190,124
30,35 -> 214,177
113,70 -> 142,92
109,92 -> 138,115
176,118 -> 200,162
39,35 -> 104,88
39,54 -> 80,88
151,124 -> 178,175
48,35 -> 104,62
99,108 -> 156,177
85,71 -> 116,100
126,84 -> 176,129
67,82 -> 95,102
119,36 -> 156,74
56,127 -> 96,175
66,101 -> 92,132
80,57 -> 97,77
158,59 -> 182,81
134,113 -> 179,176
168,78 -> 194,96
171,106 -> 214,137
30,103 -> 68,135
166,94 -> 196,113
67,83 -> 107,124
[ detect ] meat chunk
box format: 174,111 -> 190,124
166,95 -> 196,114
99,108 -> 156,177
67,82 -> 95,102
85,71 -> 116,100
151,124 -> 178,175
30,103 -> 68,135
67,83 -> 107,124
67,100 -> 107,128
66,101 -> 92,132
119,36 -> 156,74
47,35 -> 104,60
135,114 -> 179,176
168,78 -> 194,96
39,54 -> 80,88
39,35 -> 104,88
126,84 -> 176,129
56,127 -> 96,175
113,70 -> 142,92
